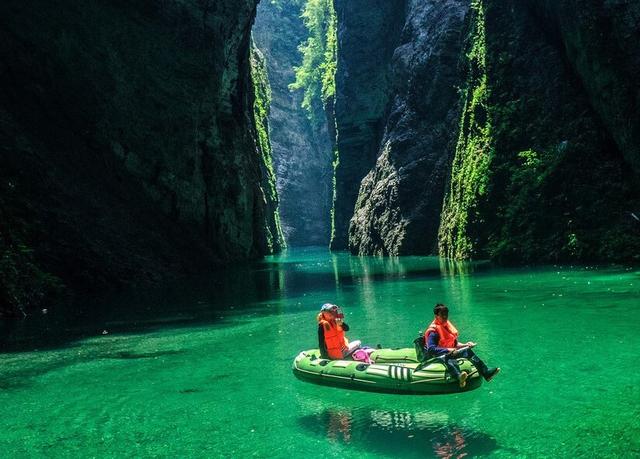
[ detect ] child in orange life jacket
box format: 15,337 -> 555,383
423,303 -> 500,388
317,304 -> 361,359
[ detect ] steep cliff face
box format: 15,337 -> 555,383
527,0 -> 640,176
348,0 -> 469,255
250,42 -> 286,253
336,0 -> 639,262
439,0 -> 640,263
253,0 -> 334,247
331,0 -> 407,250
0,0 -> 282,315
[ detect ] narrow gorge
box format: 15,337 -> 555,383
253,0 -> 334,247
2,3 -> 640,455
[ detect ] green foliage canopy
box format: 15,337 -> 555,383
289,0 -> 337,121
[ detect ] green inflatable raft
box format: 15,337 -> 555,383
292,348 -> 482,395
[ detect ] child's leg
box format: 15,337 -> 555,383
345,340 -> 361,356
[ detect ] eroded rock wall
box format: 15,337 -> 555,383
331,0 -> 407,250
0,0 -> 282,315
348,0 -> 470,255
337,0 -> 640,262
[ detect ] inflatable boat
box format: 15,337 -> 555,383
292,348 -> 482,395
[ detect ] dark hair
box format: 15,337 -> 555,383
433,303 -> 449,316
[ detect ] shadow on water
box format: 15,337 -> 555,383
104,349 -> 184,360
299,407 -> 500,458
0,248 -> 491,353
0,347 -> 187,390
0,257 -> 289,352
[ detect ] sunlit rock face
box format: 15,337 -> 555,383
347,0 -> 469,255
253,0 -> 333,247
331,0 -> 408,250
439,0 -> 640,263
0,0 -> 281,314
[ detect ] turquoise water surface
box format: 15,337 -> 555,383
1,248 -> 639,457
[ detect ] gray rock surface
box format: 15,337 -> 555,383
347,0 -> 469,255
331,0 -> 408,250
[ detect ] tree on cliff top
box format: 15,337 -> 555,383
289,0 -> 337,122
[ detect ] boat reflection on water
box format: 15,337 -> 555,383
326,409 -> 353,443
299,408 -> 499,458
432,429 -> 467,459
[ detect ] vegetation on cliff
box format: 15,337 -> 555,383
439,0 -> 640,263
439,0 -> 491,260
250,43 -> 286,252
0,223 -> 62,317
289,0 -> 337,121
252,0 -> 334,247
286,0 -> 338,248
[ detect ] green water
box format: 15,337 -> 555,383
1,248 -> 639,458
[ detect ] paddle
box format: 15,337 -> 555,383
414,344 -> 476,371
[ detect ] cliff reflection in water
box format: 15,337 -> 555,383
299,407 -> 499,458
1,248 -> 487,351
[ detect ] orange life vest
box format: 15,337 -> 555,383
319,319 -> 348,359
424,318 -> 459,348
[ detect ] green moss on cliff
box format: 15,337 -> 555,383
439,0 -> 491,260
329,143 -> 340,245
0,241 -> 61,317
321,4 -> 337,103
250,43 -> 286,252
440,0 -> 640,263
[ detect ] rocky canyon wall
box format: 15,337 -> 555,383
0,0 -> 282,315
440,0 -> 640,263
331,0 -> 408,250
348,0 -> 469,255
334,0 -> 640,262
